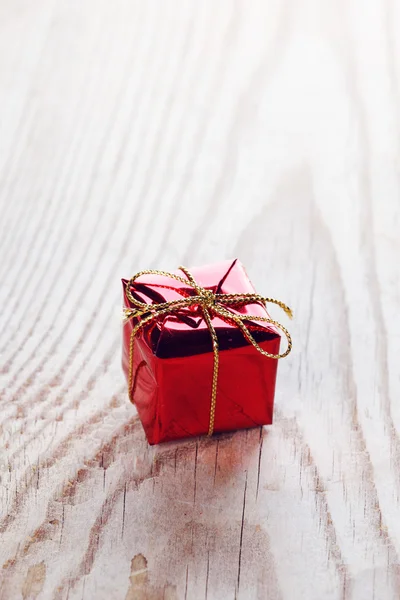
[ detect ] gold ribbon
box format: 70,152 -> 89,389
124,266 -> 293,436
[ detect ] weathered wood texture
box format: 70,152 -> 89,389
0,1 -> 399,598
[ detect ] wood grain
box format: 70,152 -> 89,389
0,0 -> 399,598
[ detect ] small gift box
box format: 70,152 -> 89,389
122,259 -> 292,445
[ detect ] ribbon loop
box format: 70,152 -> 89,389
124,267 -> 292,436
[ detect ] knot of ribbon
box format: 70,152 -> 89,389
124,266 -> 293,436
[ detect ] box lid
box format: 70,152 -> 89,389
123,259 -> 280,358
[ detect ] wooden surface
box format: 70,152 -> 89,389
0,1 -> 400,598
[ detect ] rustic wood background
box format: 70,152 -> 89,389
1,0 -> 399,598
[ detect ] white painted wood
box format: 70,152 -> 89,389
0,0 -> 399,598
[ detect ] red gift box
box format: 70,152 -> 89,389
122,259 -> 291,445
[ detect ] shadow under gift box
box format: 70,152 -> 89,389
122,259 -> 281,445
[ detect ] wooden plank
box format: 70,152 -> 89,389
0,0 -> 399,598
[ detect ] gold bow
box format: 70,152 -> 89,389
124,266 -> 293,436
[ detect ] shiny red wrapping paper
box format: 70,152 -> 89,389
122,259 -> 281,444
